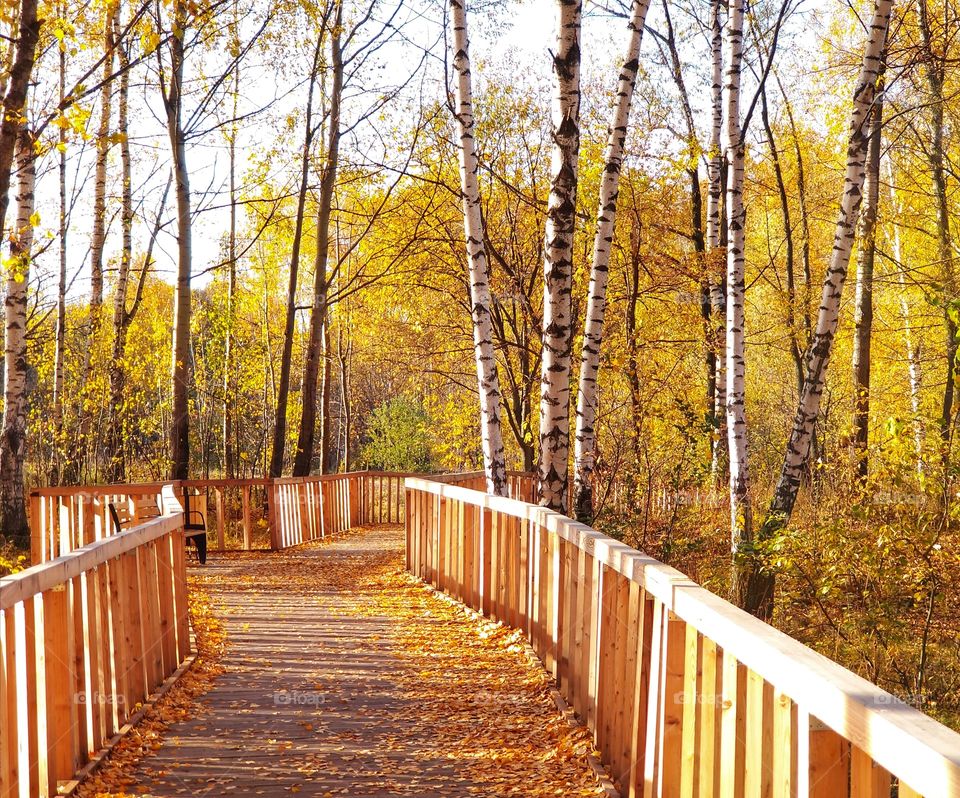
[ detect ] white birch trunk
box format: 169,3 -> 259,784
766,0 -> 892,520
538,0 -> 582,513
706,0 -> 724,253
708,0 -> 727,482
723,0 -> 753,560
572,0 -> 650,521
106,15 -> 132,482
0,132 -> 35,542
0,0 -> 40,541
450,0 -> 507,496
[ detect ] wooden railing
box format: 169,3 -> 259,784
266,471 -> 540,548
30,470 -> 486,563
428,470 -> 537,502
1,487 -> 190,797
404,478 -> 960,798
29,479 -> 276,563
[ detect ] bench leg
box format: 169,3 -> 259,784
195,534 -> 207,565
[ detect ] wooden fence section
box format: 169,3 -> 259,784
30,483 -> 169,565
429,471 -> 537,502
404,478 -> 960,798
1,491 -> 190,797
29,470 -> 539,565
29,480 -> 272,563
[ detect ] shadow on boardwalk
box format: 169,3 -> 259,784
110,525 -> 608,797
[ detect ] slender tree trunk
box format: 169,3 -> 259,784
449,0 -> 508,495
625,221 -> 644,507
224,12 -> 239,479
0,131 -> 36,544
52,12 -> 68,480
165,0 -> 193,480
320,322 -> 332,473
106,24 -> 135,482
337,320 -> 352,471
760,88 -> 804,397
69,1 -> 119,481
0,0 -> 39,241
753,0 -> 892,618
269,38 -> 322,477
106,178 -> 168,482
89,3 -> 116,344
778,79 -> 813,343
572,0 -> 650,522
708,0 -> 727,484
224,134 -> 237,478
851,90 -> 883,479
780,78 -> 818,466
656,0 -> 715,487
723,0 -> 756,608
538,0 -> 582,513
293,8 -> 342,477
0,0 -> 40,541
917,0 -> 956,462
886,157 -> 924,469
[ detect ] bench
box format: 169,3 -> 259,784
108,491 -> 208,564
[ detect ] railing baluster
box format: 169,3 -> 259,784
809,723 -> 850,797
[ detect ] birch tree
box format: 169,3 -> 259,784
723,0 -> 754,590
88,2 -> 118,346
851,89 -> 883,478
745,0 -> 893,617
707,0 -> 727,482
0,0 -> 40,542
0,132 -> 36,544
68,1 -> 120,481
52,7 -> 69,480
538,0 -> 582,513
106,18 -> 137,481
449,0 -> 507,496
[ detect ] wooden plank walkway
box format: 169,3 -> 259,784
111,525 -> 608,797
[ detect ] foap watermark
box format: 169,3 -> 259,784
473,689 -> 526,708
872,490 -> 926,508
673,691 -> 728,707
75,691 -> 125,707
273,690 -> 326,708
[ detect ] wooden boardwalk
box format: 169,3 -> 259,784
119,526 -> 608,797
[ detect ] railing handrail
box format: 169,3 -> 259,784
26,470 -> 495,497
2,486 -> 190,796
1,513 -> 183,612
404,476 -> 960,796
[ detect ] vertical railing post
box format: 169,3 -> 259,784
808,720 -> 850,797
267,481 -> 279,551
29,493 -> 41,565
215,488 -> 226,551
42,584 -> 77,794
242,485 -> 252,550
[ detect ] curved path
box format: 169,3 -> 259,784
113,525 -> 608,797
